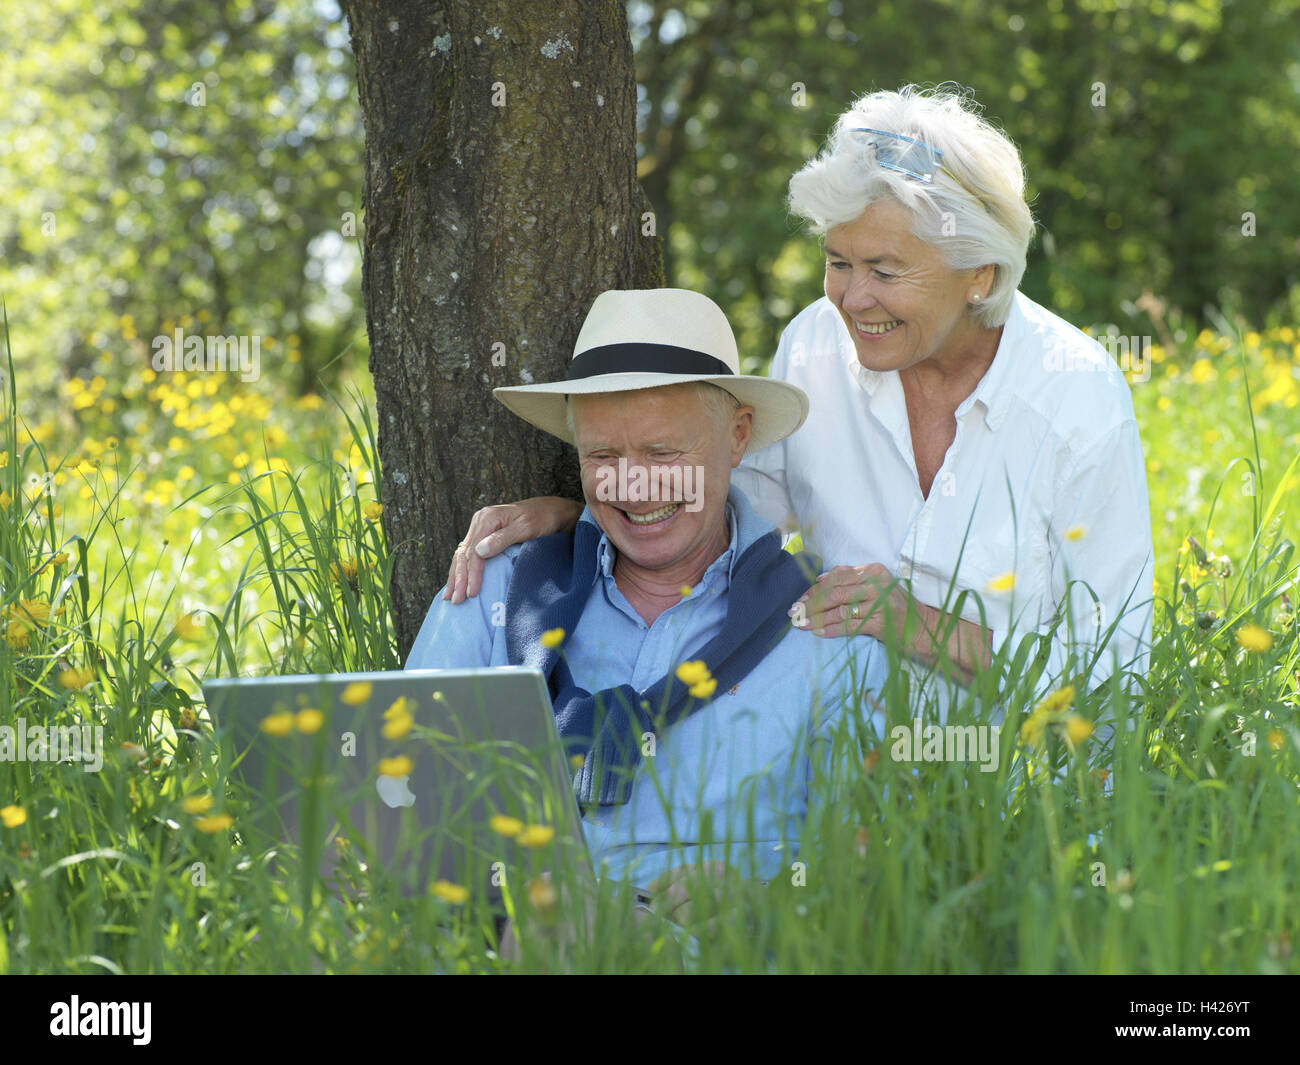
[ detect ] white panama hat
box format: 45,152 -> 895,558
493,288 -> 809,455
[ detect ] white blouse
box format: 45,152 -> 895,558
733,290 -> 1155,713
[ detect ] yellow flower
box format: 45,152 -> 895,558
195,813 -> 234,834
430,879 -> 469,904
330,556 -> 359,584
1,805 -> 27,828
1063,716 -> 1094,745
378,755 -> 413,778
296,708 -> 324,734
517,824 -> 556,848
675,660 -> 711,686
381,710 -> 412,740
1267,729 -> 1285,752
363,501 -> 383,520
0,491 -> 11,508
679,585 -> 693,598
490,814 -> 524,838
173,612 -> 204,640
341,681 -> 372,705
1036,685 -> 1076,716
383,696 -> 413,720
260,711 -> 295,737
569,753 -> 586,770
986,572 -> 1016,593
689,677 -> 718,699
526,876 -> 558,912
1019,707 -> 1050,745
1235,624 -> 1273,653
182,794 -> 214,815
58,666 -> 96,691
0,451 -> 7,468
541,627 -> 566,649
1064,525 -> 1087,542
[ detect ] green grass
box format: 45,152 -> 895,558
0,305 -> 1297,974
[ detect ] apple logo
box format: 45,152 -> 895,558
376,774 -> 416,809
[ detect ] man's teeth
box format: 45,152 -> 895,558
625,503 -> 680,525
857,320 -> 901,334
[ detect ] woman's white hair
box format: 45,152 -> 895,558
788,84 -> 1035,327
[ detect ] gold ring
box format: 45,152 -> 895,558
850,605 -> 860,619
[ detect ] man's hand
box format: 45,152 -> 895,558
645,860 -> 734,938
443,496 -> 583,604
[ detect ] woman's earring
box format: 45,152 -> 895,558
970,293 -> 982,303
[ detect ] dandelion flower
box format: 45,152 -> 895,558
195,813 -> 233,834
517,824 -> 556,848
296,708 -> 324,734
1,805 -> 26,828
182,794 -> 214,815
490,815 -> 524,838
430,879 -> 469,904
378,755 -> 413,778
541,627 -> 565,649
341,681 -> 372,705
1236,624 -> 1273,653
260,711 -> 295,737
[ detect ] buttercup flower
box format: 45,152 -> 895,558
195,813 -> 233,834
260,711 -> 295,737
541,627 -> 566,649
986,572 -> 1016,593
182,794 -> 215,815
675,660 -> 711,686
1063,716 -> 1094,745
378,755 -> 414,778
490,815 -> 524,838
296,708 -> 324,734
1235,624 -> 1273,653
430,879 -> 469,904
517,824 -> 555,848
341,681 -> 372,705
1267,729 -> 1285,751
173,612 -> 204,640
363,501 -> 383,520
1,805 -> 27,828
58,667 -> 95,691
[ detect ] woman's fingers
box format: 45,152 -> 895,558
792,565 -> 895,637
445,507 -> 510,603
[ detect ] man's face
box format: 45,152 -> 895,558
572,385 -> 752,574
823,197 -> 985,374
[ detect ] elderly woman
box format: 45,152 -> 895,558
445,85 -> 1155,713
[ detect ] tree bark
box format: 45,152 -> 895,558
341,0 -> 664,659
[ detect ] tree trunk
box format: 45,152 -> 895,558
341,0 -> 664,659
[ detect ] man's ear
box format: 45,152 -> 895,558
731,406 -> 755,465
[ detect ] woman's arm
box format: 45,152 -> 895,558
443,496 -> 584,603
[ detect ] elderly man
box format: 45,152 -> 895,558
406,288 -> 884,901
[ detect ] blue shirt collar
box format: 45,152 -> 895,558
577,483 -> 770,591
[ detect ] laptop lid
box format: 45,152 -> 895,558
202,669 -> 591,904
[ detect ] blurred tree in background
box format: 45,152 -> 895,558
0,0 -> 362,402
2,0 -> 1296,395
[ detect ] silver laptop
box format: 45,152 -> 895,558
202,668 -> 592,904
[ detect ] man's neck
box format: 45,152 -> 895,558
612,512 -> 733,626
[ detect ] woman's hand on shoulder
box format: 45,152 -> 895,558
444,496 -> 583,603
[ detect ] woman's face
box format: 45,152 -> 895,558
823,198 -> 989,375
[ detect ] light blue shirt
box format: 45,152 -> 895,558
405,485 -> 887,887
